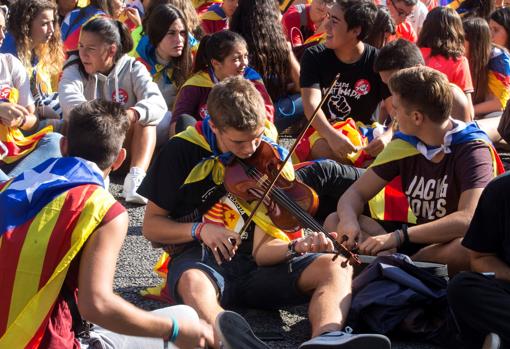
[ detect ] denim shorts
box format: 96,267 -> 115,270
167,244 -> 320,309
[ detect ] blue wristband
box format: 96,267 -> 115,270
191,223 -> 200,241
170,316 -> 179,342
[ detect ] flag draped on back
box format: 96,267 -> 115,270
488,47 -> 510,110
0,157 -> 115,348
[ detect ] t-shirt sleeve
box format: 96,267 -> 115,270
300,47 -> 321,88
172,85 -> 204,124
462,174 -> 510,254
455,141 -> 494,193
99,201 -> 126,226
452,56 -> 474,93
8,54 -> 35,107
137,138 -> 189,213
370,159 -> 400,182
282,10 -> 303,46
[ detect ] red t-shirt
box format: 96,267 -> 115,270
396,21 -> 417,43
40,201 -> 126,349
282,4 -> 317,46
420,47 -> 474,93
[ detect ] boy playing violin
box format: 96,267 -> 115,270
139,76 -> 389,348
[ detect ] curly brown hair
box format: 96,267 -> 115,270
230,0 -> 292,100
7,0 -> 64,77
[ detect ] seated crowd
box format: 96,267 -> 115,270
1,0 -> 510,348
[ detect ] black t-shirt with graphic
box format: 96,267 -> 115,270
462,172 -> 510,265
300,43 -> 391,124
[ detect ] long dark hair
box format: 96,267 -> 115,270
458,0 -> 495,19
70,17 -> 133,75
142,0 -> 203,40
463,17 -> 491,104
193,30 -> 247,73
417,7 -> 465,59
365,5 -> 395,48
230,0 -> 292,100
145,4 -> 192,88
490,7 -> 510,50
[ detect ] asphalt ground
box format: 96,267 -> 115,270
110,175 -> 443,349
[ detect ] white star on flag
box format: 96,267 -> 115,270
8,160 -> 71,203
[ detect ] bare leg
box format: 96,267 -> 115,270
125,123 -> 157,171
412,237 -> 469,276
297,255 -> 353,337
177,269 -> 224,348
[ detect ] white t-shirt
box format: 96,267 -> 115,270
409,1 -> 428,36
0,53 -> 35,108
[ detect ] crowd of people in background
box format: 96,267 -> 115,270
1,0 -> 510,348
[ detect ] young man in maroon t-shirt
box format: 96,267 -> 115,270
327,66 -> 496,275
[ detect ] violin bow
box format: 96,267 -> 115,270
237,74 -> 359,265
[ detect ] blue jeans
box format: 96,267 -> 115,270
0,132 -> 62,180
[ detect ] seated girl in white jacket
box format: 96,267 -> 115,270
59,17 -> 167,204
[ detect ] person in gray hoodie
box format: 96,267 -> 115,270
59,17 -> 166,204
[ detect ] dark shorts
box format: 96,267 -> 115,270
167,244 -> 320,309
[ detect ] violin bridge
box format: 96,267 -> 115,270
257,174 -> 269,189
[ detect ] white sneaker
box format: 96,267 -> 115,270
122,167 -> 148,205
299,327 -> 391,349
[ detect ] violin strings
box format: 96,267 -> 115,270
237,161 -> 351,258
246,167 -> 328,233
244,166 -> 351,257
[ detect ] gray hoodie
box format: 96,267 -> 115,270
59,54 -> 166,126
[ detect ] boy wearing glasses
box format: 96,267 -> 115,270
386,0 -> 418,43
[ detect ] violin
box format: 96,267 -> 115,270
223,73 -> 361,267
224,141 -> 360,267
224,141 -> 319,232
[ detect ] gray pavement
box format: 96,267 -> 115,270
110,176 -> 444,349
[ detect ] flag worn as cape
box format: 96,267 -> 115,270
0,157 -> 114,348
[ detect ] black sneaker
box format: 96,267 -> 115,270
299,327 -> 391,349
215,311 -> 270,349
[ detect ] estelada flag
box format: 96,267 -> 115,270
0,157 -> 115,348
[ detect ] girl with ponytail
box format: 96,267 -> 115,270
59,17 -> 167,205
171,30 -> 274,135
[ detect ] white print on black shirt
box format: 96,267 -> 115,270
405,175 -> 448,220
324,79 -> 371,120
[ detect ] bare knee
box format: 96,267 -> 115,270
176,269 -> 217,302
299,255 -> 353,293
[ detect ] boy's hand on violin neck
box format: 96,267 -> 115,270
337,220 -> 361,251
295,232 -> 338,254
200,224 -> 241,265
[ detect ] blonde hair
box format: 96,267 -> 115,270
8,0 -> 65,78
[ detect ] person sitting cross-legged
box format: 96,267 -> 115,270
326,66 -> 502,275
139,75 -> 390,349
